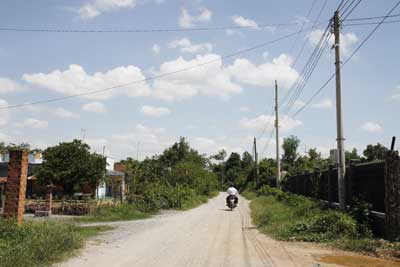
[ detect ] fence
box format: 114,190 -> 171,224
284,160 -> 386,234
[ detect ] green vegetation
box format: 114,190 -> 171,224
76,204 -> 150,222
246,185 -> 400,257
35,139 -> 106,195
0,220 -> 112,267
120,137 -> 219,212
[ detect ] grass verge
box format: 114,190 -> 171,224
180,190 -> 219,210
0,220 -> 112,267
75,204 -> 151,223
246,185 -> 400,259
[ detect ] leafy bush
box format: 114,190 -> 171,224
0,220 -> 82,267
76,204 -> 149,222
282,211 -> 358,242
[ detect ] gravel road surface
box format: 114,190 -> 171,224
59,193 -> 343,267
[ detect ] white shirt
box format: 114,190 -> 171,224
226,187 -> 239,196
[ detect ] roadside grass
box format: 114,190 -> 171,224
246,185 -> 400,258
0,220 -> 112,267
75,204 -> 151,223
180,190 -> 219,210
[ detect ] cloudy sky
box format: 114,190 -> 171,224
0,0 -> 399,160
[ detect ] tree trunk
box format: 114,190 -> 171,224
384,152 -> 400,241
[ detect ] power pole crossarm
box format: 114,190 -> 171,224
275,80 -> 281,188
333,11 -> 346,210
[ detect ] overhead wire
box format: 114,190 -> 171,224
0,21 -> 323,33
341,0 -> 363,22
292,0 -> 400,118
259,0 -> 327,158
0,25 -> 317,111
280,20 -> 332,114
257,0 -> 318,153
343,19 -> 400,27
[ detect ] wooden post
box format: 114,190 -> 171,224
384,151 -> 400,241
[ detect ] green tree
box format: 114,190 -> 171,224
363,143 -> 388,162
345,148 -> 361,163
224,152 -> 244,187
35,140 -> 106,195
160,137 -> 206,168
282,135 -> 300,174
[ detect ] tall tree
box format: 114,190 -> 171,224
35,140 -> 106,195
282,135 -> 300,174
345,147 -> 361,163
363,143 -> 389,162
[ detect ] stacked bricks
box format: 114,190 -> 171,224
2,150 -> 28,224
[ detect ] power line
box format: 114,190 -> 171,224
343,19 -> 400,27
340,0 -> 358,16
344,13 -> 400,21
280,21 -> 332,114
0,26 -> 317,111
292,0 -> 328,68
256,0 -> 323,142
292,0 -> 400,117
0,21 -> 323,34
341,0 -> 363,21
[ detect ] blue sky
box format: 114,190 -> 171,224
0,0 -> 399,160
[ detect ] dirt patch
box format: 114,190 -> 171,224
318,255 -> 400,267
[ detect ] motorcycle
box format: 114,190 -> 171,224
227,195 -> 237,211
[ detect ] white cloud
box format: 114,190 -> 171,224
227,54 -> 299,89
362,122 -> 383,133
239,106 -> 250,112
312,98 -> 333,109
23,64 -> 150,100
152,54 -> 241,101
179,7 -> 212,28
151,53 -> 299,101
0,99 -> 9,126
152,44 -> 160,55
309,29 -> 358,55
225,29 -> 234,36
389,85 -> 400,101
16,118 -> 48,129
168,38 -> 212,54
78,0 -> 137,19
140,105 -> 171,117
110,124 -> 170,158
82,102 -> 107,113
0,77 -> 19,94
239,114 -> 302,133
232,15 -> 259,29
53,107 -> 80,119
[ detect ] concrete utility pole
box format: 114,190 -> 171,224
253,137 -> 259,185
275,80 -> 281,188
333,11 -> 346,210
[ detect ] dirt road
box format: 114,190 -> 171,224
59,193 -> 342,267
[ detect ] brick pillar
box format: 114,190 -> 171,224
45,185 -> 55,215
3,150 -> 28,224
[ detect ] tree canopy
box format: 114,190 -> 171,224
35,139 -> 106,195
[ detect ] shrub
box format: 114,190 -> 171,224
77,204 -> 149,222
0,220 -> 83,267
282,211 -> 358,242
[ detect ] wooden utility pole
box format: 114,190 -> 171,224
333,11 -> 346,210
275,80 -> 281,188
253,137 -> 259,185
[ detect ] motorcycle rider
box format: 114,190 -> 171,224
226,184 -> 239,206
